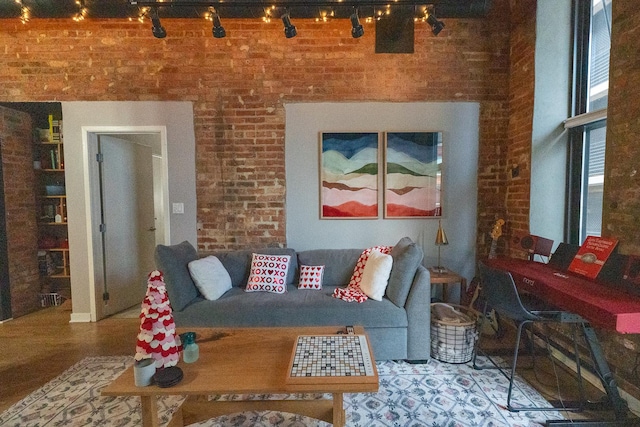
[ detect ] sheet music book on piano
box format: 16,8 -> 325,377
568,236 -> 618,280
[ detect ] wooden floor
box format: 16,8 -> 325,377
0,306 -> 637,424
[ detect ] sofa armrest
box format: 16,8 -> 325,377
404,265 -> 431,361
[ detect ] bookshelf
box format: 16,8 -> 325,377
34,113 -> 70,304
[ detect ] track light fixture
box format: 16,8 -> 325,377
151,8 -> 166,38
211,9 -> 226,38
425,8 -> 445,36
350,7 -> 364,38
281,11 -> 297,38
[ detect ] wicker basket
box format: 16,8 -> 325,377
39,292 -> 63,307
430,303 -> 479,364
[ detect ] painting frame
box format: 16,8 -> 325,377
383,131 -> 443,218
319,132 -> 380,219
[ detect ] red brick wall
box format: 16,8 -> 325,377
505,2 -> 536,256
605,0 -> 640,256
600,0 -> 640,397
476,2 -> 535,258
0,1 -> 511,253
0,106 -> 41,317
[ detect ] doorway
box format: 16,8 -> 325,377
87,129 -> 168,320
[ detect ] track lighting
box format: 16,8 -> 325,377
151,8 -> 166,38
426,8 -> 445,36
350,8 -> 364,38
281,11 -> 297,38
211,9 -> 226,38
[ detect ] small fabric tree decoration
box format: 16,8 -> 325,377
135,270 -> 180,368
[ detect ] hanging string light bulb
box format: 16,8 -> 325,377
73,0 -> 89,22
262,5 -> 275,23
129,7 -> 150,24
15,0 -> 30,24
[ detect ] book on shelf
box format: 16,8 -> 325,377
48,114 -> 63,143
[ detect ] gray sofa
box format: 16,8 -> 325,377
154,237 -> 431,362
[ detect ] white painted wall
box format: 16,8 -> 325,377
285,102 -> 479,298
62,101 -> 196,322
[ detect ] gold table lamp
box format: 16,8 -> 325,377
433,220 -> 449,273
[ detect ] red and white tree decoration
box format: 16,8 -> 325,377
135,270 -> 180,368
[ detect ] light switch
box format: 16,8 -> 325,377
172,203 -> 184,214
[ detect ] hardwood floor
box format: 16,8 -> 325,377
0,306 -> 139,413
0,306 -> 637,424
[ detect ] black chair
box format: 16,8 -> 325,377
472,261 -> 586,412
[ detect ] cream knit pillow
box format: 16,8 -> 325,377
358,250 -> 393,301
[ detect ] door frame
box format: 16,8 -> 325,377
83,126 -> 169,321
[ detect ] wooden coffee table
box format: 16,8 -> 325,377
102,326 -> 379,427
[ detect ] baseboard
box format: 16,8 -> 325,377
69,312 -> 92,323
0,317 -> 13,324
537,336 -> 640,418
546,420 -> 640,426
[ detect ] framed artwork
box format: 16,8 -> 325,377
384,132 -> 443,218
320,132 -> 379,219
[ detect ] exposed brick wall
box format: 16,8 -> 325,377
600,0 -> 640,398
505,1 -> 536,255
476,2 -> 535,259
0,106 -> 41,317
0,1 -> 511,254
604,0 -> 640,256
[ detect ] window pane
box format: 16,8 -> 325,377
581,124 -> 606,240
588,0 -> 612,112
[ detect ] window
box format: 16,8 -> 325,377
565,0 -> 612,244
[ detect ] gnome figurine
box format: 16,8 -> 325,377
135,270 -> 180,368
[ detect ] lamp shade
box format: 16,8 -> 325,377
435,220 -> 448,246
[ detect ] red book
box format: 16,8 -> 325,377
568,236 -> 618,279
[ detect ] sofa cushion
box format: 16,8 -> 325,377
386,237 -> 424,307
154,241 -> 199,311
359,250 -> 393,301
211,248 -> 298,287
173,285 -> 407,329
245,253 -> 291,294
298,265 -> 325,290
297,249 -> 362,286
187,255 -> 232,300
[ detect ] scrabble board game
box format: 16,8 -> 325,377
286,334 -> 376,384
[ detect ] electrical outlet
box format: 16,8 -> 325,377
172,203 -> 184,214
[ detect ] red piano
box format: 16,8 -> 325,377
486,257 -> 640,333
484,256 -> 640,420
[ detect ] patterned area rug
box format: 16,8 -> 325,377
0,356 -> 563,426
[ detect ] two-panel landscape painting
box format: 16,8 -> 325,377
320,132 -> 442,219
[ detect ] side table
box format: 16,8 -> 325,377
428,267 -> 467,304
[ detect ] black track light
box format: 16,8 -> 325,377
426,10 -> 445,36
211,10 -> 226,38
151,8 -> 166,38
350,8 -> 364,38
282,12 -> 297,38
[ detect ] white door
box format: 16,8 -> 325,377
98,135 -> 156,316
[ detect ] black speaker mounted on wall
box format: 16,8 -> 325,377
375,6 -> 415,54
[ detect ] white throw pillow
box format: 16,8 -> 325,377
187,256 -> 232,300
358,250 -> 393,301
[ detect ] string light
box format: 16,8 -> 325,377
73,0 -> 88,22
15,0 -> 30,24
129,7 -> 151,23
315,10 -> 334,23
262,5 -> 275,23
